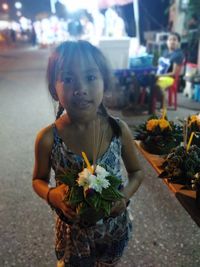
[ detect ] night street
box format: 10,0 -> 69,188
0,45 -> 200,267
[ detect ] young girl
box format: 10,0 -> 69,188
32,40 -> 143,267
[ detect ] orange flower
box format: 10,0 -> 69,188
188,114 -> 200,129
146,119 -> 159,131
158,119 -> 171,131
196,115 -> 200,128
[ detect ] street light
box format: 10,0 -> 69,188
16,11 -> 22,17
50,0 -> 56,13
15,2 -> 22,9
2,3 -> 9,11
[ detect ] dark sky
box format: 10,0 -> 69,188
116,0 -> 169,42
8,0 -> 51,19
139,0 -> 170,31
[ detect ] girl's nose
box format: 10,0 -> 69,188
73,80 -> 88,96
73,90 -> 87,96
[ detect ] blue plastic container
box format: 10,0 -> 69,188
194,84 -> 200,102
129,55 -> 153,68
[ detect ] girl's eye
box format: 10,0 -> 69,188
64,77 -> 73,84
87,75 -> 97,81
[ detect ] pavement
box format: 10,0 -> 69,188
177,92 -> 200,111
0,45 -> 200,267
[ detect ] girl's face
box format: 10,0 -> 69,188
167,35 -> 180,51
55,51 -> 104,122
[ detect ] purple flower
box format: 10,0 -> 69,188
85,188 -> 95,197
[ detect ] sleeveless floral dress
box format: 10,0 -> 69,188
50,124 -> 132,267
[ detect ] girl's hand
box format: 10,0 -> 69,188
110,199 -> 127,218
48,184 -> 77,219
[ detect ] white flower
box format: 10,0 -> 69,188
77,165 -> 110,193
95,165 -> 110,178
89,175 -> 110,193
77,168 -> 91,189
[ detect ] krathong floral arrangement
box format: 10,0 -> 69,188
56,154 -> 123,227
159,144 -> 200,184
134,112 -> 183,155
55,119 -> 124,227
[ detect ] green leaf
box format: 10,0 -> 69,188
77,203 -> 105,225
85,192 -> 101,209
76,202 -> 89,215
68,186 -> 84,205
57,170 -> 78,187
106,175 -> 122,188
101,186 -> 124,201
98,199 -> 111,216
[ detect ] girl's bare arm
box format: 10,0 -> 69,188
120,120 -> 144,200
110,120 -> 143,217
32,126 -> 76,219
32,126 -> 53,199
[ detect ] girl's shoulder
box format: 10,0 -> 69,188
111,116 -> 129,132
36,115 -> 69,143
35,124 -> 55,152
112,117 -> 133,143
109,116 -> 131,140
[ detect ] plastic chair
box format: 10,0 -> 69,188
167,65 -> 182,109
153,63 -> 184,111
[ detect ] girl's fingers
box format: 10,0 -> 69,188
110,200 -> 126,216
59,184 -> 68,194
60,203 -> 76,219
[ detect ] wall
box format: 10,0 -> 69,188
170,0 -> 185,34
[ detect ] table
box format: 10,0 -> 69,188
134,140 -> 200,227
114,67 -> 157,114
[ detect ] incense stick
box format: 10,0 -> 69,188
185,119 -> 188,148
93,119 -> 97,170
183,119 -> 186,148
186,132 -> 195,152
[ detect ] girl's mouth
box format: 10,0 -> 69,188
74,99 -> 92,109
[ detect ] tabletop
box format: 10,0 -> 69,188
134,140 -> 200,227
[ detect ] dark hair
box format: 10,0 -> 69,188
47,40 -> 113,97
47,40 -> 121,136
168,32 -> 181,43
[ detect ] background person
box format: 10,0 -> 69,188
156,32 -> 184,108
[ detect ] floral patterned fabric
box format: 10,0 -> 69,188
50,124 -> 132,266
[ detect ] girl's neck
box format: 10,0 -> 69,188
61,113 -> 103,131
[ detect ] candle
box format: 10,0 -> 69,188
82,151 -> 93,174
162,108 -> 167,119
183,119 -> 186,148
186,132 -> 195,152
57,260 -> 65,267
185,119 -> 188,147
